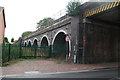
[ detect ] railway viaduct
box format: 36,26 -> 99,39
22,0 -> 120,63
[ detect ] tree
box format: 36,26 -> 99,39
11,38 -> 14,43
66,1 -> 81,16
36,17 -> 54,29
3,37 -> 9,44
21,31 -> 32,37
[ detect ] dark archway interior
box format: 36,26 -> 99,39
54,32 -> 66,45
24,42 -> 27,46
28,41 -> 31,47
41,37 -> 49,47
53,32 -> 69,59
33,39 -> 38,47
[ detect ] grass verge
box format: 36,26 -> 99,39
2,59 -> 26,67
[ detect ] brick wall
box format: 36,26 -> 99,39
0,10 -> 5,44
84,23 -> 119,63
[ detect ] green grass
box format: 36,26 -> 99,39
56,61 -> 62,64
2,59 -> 25,66
2,58 -> 38,67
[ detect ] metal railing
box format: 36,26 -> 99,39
2,44 -> 51,63
23,9 -> 70,40
1,44 -> 68,64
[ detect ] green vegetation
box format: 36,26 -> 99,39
2,58 -> 35,66
56,61 -> 61,64
11,38 -> 14,43
66,1 -> 81,16
2,59 -> 25,66
21,31 -> 32,37
36,17 -> 54,29
2,58 -> 50,67
36,1 -> 81,29
3,37 -> 9,44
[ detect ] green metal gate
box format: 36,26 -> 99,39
2,44 -> 20,63
2,43 -> 68,63
21,46 -> 50,58
2,44 -> 51,63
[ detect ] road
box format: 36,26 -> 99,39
2,68 -> 119,79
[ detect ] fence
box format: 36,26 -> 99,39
2,44 -> 68,63
2,44 -> 51,63
2,44 -> 20,63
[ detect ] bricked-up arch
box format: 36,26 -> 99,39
52,31 -> 70,59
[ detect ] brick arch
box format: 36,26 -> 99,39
24,41 -> 28,46
27,39 -> 32,46
40,35 -> 50,46
52,30 -> 71,55
33,38 -> 39,46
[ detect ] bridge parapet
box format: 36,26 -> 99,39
23,15 -> 71,40
83,0 -> 120,17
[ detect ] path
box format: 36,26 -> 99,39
2,59 -> 118,76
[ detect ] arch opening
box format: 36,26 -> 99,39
24,42 -> 27,46
52,32 -> 69,59
41,37 -> 49,47
28,41 -> 32,47
33,39 -> 38,47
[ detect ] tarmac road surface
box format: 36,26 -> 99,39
3,67 -> 119,79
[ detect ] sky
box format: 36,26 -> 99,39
0,0 -> 88,42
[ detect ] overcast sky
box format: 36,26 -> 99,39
0,0 -> 89,42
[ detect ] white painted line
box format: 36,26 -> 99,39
25,71 -> 40,74
2,74 -> 19,77
3,70 -> 91,77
